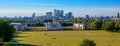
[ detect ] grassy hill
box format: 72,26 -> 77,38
10,31 -> 120,46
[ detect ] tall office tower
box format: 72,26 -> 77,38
32,13 -> 36,18
60,10 -> 64,17
65,12 -> 74,19
54,9 -> 58,17
86,15 -> 90,19
54,9 -> 64,18
46,12 -> 52,18
117,13 -> 120,18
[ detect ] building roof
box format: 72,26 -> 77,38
73,23 -> 85,25
11,23 -> 22,25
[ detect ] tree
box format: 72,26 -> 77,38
8,20 -> 25,23
102,21 -> 115,31
82,19 -> 91,24
115,22 -> 120,31
72,19 -> 91,25
90,20 -> 102,30
80,39 -> 96,46
61,23 -> 73,27
0,19 -> 15,42
72,18 -> 82,23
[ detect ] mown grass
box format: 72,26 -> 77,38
13,31 -> 120,46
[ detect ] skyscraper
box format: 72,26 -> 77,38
54,9 -> 58,17
46,12 -> 52,19
32,13 -> 36,18
54,9 -> 64,18
60,10 -> 64,17
117,13 -> 120,18
86,15 -> 90,19
65,12 -> 74,19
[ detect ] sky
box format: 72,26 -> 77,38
0,0 -> 120,17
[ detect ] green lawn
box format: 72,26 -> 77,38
12,31 -> 120,46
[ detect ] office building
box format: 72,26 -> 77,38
54,9 -> 64,18
46,12 -> 53,19
32,13 -> 36,18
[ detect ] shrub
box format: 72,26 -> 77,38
80,39 -> 96,46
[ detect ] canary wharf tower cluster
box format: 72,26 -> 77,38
0,0 -> 120,24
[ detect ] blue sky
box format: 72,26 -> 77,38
0,0 -> 120,17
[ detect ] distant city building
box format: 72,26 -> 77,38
15,16 -> 17,18
86,15 -> 90,19
32,13 -> 36,18
60,10 -> 64,17
112,18 -> 120,22
54,9 -> 64,19
112,13 -> 120,22
117,13 -> 120,18
19,16 -> 22,18
11,23 -> 28,31
46,12 -> 53,19
65,12 -> 74,19
73,23 -> 90,30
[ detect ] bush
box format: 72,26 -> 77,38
80,39 -> 96,46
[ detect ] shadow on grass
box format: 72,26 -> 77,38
14,35 -> 29,38
15,32 -> 28,34
14,32 -> 30,38
104,30 -> 120,33
7,44 -> 36,46
6,32 -> 37,46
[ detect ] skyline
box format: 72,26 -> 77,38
0,0 -> 120,17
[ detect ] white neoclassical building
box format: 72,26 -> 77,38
11,23 -> 28,31
45,22 -> 62,30
45,16 -> 62,30
73,23 -> 90,30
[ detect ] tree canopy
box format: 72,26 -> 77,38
80,39 -> 96,46
102,21 -> 115,31
115,22 -> 120,31
90,20 -> 102,30
0,19 -> 15,42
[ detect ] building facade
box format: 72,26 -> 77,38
45,22 -> 62,30
73,23 -> 90,30
46,12 -> 53,19
65,12 -> 74,19
45,14 -> 62,30
54,9 -> 64,19
11,23 -> 28,31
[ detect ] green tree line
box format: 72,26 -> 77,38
72,19 -> 120,32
